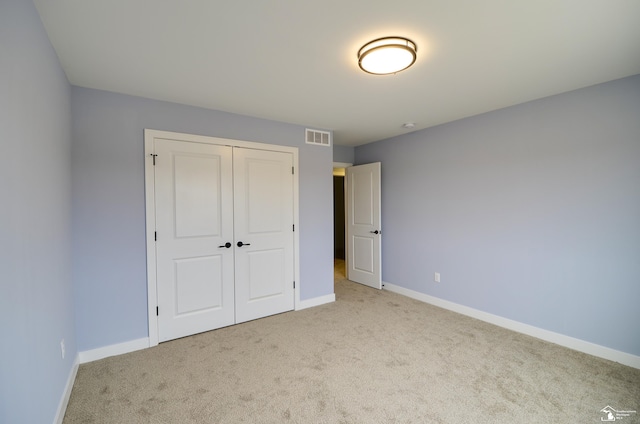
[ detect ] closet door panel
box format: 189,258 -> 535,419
155,140 -> 235,342
233,148 -> 295,323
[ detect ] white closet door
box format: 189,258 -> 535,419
155,139 -> 235,342
233,148 -> 295,323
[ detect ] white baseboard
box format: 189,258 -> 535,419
79,337 -> 150,364
78,295 -> 338,366
54,353 -> 79,424
296,293 -> 336,310
383,282 -> 640,369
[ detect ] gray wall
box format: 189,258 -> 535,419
71,87 -> 334,352
356,75 -> 640,356
0,1 -> 76,422
333,145 -> 355,164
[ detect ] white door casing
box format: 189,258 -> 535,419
145,130 -> 300,347
233,148 -> 295,323
346,162 -> 382,289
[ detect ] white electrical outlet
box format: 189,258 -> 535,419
60,339 -> 65,359
434,272 -> 441,283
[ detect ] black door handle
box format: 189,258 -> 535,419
218,242 -> 232,248
370,230 -> 380,234
237,241 -> 251,247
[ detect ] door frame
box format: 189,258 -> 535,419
144,129 -> 300,347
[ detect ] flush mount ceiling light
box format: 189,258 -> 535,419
358,36 -> 417,75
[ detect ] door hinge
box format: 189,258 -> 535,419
156,306 -> 159,316
292,166 -> 294,175
150,154 -> 158,165
293,281 -> 295,289
155,231 -> 157,241
292,224 -> 295,232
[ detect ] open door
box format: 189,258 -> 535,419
346,162 -> 381,289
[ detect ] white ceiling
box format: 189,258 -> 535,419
34,1 -> 640,146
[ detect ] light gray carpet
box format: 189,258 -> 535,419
64,267 -> 639,423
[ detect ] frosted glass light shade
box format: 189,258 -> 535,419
358,37 -> 417,75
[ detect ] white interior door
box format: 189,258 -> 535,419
154,139 -> 235,342
233,148 -> 295,323
346,162 -> 382,289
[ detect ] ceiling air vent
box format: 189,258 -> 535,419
305,129 -> 331,147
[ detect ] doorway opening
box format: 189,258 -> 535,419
333,162 -> 351,281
